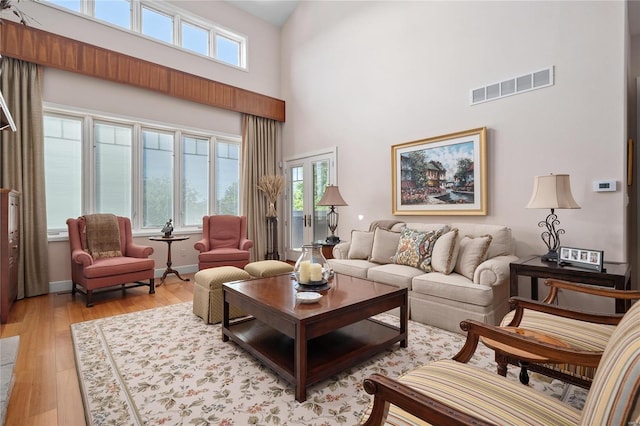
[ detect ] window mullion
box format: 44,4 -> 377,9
174,131 -> 182,228
210,137 -> 216,215
83,0 -> 93,16
131,0 -> 141,33
132,124 -> 142,229
174,15 -> 181,47
84,115 -> 95,215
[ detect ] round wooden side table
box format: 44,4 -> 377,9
149,235 -> 190,286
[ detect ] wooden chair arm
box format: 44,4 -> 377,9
507,297 -> 623,326
543,279 -> 640,303
361,373 -> 494,426
455,319 -> 602,367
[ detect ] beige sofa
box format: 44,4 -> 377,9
328,222 -> 518,333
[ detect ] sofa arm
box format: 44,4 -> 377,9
71,249 -> 94,266
194,238 -> 209,253
332,241 -> 351,259
239,238 -> 254,251
127,243 -> 154,258
473,255 -> 519,286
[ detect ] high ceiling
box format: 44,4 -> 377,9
229,1 -> 640,34
224,0 -> 299,27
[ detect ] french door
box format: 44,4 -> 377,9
284,148 -> 337,261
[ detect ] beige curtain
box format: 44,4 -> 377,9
241,114 -> 280,261
0,57 -> 50,298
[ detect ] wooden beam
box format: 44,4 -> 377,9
0,20 -> 285,122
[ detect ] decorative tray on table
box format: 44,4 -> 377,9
294,279 -> 330,291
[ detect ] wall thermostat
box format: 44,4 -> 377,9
593,180 -> 616,192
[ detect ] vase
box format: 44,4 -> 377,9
265,216 -> 279,260
293,244 -> 329,286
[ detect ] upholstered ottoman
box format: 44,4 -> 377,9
192,266 -> 252,324
244,260 -> 293,278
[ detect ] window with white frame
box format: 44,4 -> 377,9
43,111 -> 242,234
43,0 -> 247,68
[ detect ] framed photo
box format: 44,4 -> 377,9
558,246 -> 604,272
392,127 -> 487,215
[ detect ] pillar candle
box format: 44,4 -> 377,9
310,263 -> 323,282
299,260 -> 311,283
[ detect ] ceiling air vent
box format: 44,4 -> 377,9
470,66 -> 554,105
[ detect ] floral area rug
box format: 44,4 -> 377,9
70,302 -> 586,425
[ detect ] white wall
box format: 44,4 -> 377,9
281,1 -> 628,262
14,0 -> 282,97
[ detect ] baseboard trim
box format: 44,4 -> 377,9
48,264 -> 199,293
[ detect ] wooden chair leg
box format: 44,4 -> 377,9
519,362 -> 530,385
86,290 -> 94,308
495,352 -> 509,377
149,278 -> 155,294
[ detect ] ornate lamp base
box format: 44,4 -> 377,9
541,250 -> 558,262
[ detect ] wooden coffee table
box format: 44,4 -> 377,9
222,273 -> 408,402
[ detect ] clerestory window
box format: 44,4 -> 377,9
43,0 -> 247,69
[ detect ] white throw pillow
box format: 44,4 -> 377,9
347,230 -> 374,260
453,234 -> 493,281
370,228 -> 401,264
431,228 -> 459,274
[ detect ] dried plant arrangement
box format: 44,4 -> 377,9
256,175 -> 284,217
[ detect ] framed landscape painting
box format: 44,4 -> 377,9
392,127 -> 487,215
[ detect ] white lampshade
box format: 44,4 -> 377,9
526,174 -> 580,210
318,185 -> 348,207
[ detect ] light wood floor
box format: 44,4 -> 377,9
0,273 -> 196,426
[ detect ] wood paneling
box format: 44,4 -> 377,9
0,21 -> 285,122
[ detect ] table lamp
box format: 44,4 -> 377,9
317,185 -> 348,244
526,173 -> 580,262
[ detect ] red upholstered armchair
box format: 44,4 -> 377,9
194,215 -> 253,270
67,215 -> 155,307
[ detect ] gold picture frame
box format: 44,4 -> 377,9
391,127 -> 487,215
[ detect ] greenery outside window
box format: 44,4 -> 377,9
43,110 -> 241,235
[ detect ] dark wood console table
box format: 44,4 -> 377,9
510,255 -> 631,313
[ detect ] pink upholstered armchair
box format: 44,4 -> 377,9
67,215 -> 155,307
194,215 -> 254,270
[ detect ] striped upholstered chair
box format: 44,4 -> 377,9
495,279 -> 640,389
359,298 -> 640,425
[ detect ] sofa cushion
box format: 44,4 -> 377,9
347,230 -> 374,260
370,228 -> 400,264
393,226 -> 445,271
453,223 -> 513,258
412,272 -> 496,307
326,259 -> 376,279
431,228 -> 459,274
367,263 -> 424,290
454,235 -> 493,280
